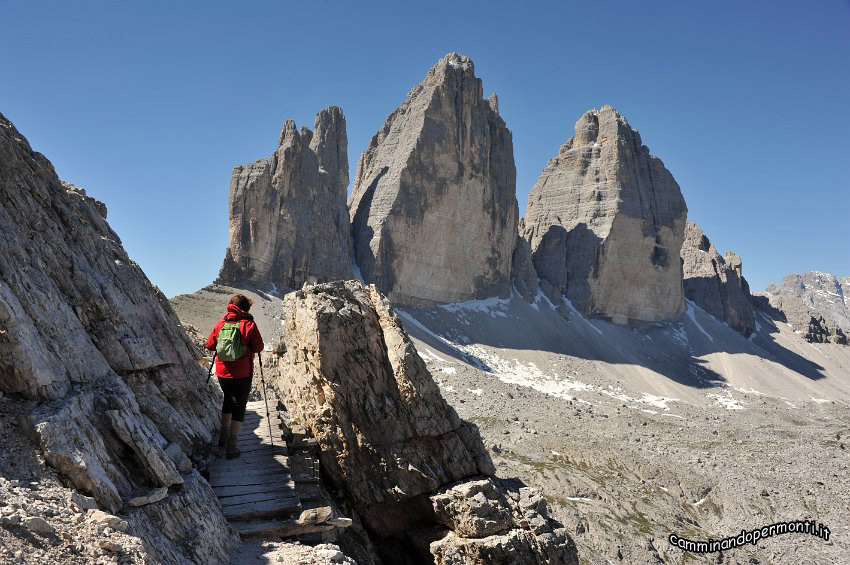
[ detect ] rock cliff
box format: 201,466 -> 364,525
349,53 -> 519,306
0,113 -> 236,563
756,272 -> 849,345
273,280 -> 578,564
680,222 -> 756,335
219,106 -> 353,290
523,106 -> 687,324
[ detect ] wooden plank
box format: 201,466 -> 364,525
214,480 -> 295,498
236,430 -> 285,440
209,452 -> 289,468
235,444 -> 288,456
233,507 -> 351,538
219,487 -> 298,507
211,459 -> 290,474
209,462 -> 289,480
235,438 -> 285,447
210,473 -> 291,488
210,474 -> 294,491
210,464 -> 290,481
221,495 -> 301,521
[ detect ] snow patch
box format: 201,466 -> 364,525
686,301 -> 715,342
707,393 -> 744,410
563,297 -> 603,335
440,296 -> 511,318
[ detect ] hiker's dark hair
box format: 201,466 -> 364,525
228,294 -> 252,312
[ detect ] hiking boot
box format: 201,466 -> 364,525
226,436 -> 240,459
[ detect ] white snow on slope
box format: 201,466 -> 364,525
562,297 -> 603,335
686,301 -> 715,342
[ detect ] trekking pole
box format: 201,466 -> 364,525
258,355 -> 274,447
206,351 -> 217,384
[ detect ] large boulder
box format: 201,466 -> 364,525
0,112 -> 236,563
523,106 -> 687,324
273,280 -> 578,564
219,106 -> 353,290
349,53 -> 519,306
680,222 -> 756,336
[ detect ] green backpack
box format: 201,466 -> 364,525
216,322 -> 247,362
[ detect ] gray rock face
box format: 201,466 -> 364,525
349,53 -> 519,306
219,106 -> 353,290
0,113 -> 236,563
523,106 -> 687,324
511,226 -> 539,302
757,272 -> 850,345
681,222 -> 756,336
273,280 -> 577,564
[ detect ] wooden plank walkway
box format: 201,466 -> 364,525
209,399 -> 352,538
209,401 -> 300,522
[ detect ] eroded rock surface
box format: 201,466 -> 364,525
523,106 -> 687,324
681,222 -> 755,336
219,106 -> 353,290
349,53 -> 518,306
0,112 -> 236,563
273,280 -> 577,564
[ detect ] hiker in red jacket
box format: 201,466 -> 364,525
206,294 -> 264,459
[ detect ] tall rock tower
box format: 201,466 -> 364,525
523,106 -> 687,324
349,53 -> 519,305
681,222 -> 756,336
219,106 -> 353,290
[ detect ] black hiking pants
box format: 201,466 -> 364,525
218,377 -> 252,422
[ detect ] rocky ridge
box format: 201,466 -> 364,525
680,222 -> 756,336
0,112 -> 235,563
272,280 -> 578,564
349,53 -> 519,306
219,106 -> 353,290
757,272 -> 849,345
523,105 -> 688,324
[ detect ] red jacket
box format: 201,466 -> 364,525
206,304 -> 264,379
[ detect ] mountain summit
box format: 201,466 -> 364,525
349,53 -> 519,306
523,106 -> 688,324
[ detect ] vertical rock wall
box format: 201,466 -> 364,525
219,106 -> 353,290
349,53 -> 519,306
523,106 -> 687,323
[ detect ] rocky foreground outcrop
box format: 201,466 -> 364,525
680,222 -> 756,335
273,280 -> 578,564
219,106 -> 353,290
523,106 -> 687,324
349,53 -> 519,306
0,113 -> 235,563
756,272 -> 849,345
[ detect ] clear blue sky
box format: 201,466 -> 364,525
2,0 -> 848,297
